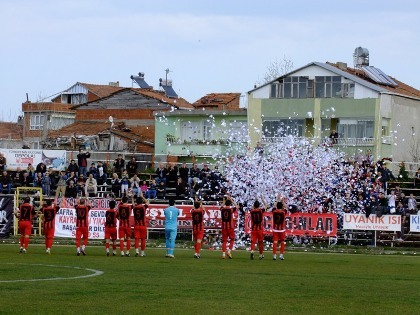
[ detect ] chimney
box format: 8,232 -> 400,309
337,62 -> 347,71
109,81 -> 120,87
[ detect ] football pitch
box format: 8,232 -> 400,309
0,244 -> 419,315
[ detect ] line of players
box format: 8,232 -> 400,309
14,194 -> 287,260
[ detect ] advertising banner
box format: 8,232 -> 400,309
409,215 -> 420,232
0,196 -> 14,238
244,212 -> 337,237
343,213 -> 401,231
2,149 -> 66,171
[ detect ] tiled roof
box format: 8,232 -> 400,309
132,88 -> 194,109
79,82 -> 125,98
193,93 -> 241,110
326,62 -> 420,99
0,122 -> 22,140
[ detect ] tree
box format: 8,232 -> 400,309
255,56 -> 294,87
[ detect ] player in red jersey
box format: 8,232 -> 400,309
133,195 -> 149,257
250,198 -> 267,260
117,196 -> 132,257
105,199 -> 118,256
40,199 -> 60,254
271,194 -> 288,260
220,197 -> 237,259
191,200 -> 205,258
14,197 -> 37,253
74,197 -> 92,256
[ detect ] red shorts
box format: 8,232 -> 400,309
76,226 -> 89,240
251,230 -> 264,244
19,221 -> 32,236
119,226 -> 132,239
193,229 -> 204,241
222,228 -> 235,241
43,227 -> 55,239
272,231 -> 285,242
105,227 -> 117,240
134,226 -> 147,239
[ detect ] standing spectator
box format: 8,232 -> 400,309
200,163 -> 211,186
110,173 -> 121,198
250,199 -> 267,260
329,129 -> 339,144
74,198 -> 92,256
77,148 -> 90,177
104,200 -> 118,256
365,149 -> 374,166
55,171 -> 68,199
96,161 -> 108,185
127,156 -> 138,178
220,197 -> 237,259
167,163 -> 178,187
14,197 -> 37,253
191,200 -> 205,259
36,162 -> 47,175
176,177 -> 188,199
67,159 -> 79,176
26,163 -> 35,182
42,171 -> 52,196
178,162 -> 189,183
380,164 -> 395,191
0,170 -> 13,194
12,167 -> 24,188
120,169 -> 130,197
133,196 -> 149,257
117,196 -> 132,257
164,199 -> 180,258
33,172 -> 44,191
155,163 -> 168,185
0,153 -> 6,170
130,174 -> 141,197
415,168 -> 420,188
40,199 -> 59,254
113,154 -> 125,175
407,193 -> 417,214
85,173 -> 98,197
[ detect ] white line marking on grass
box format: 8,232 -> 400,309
0,263 -> 104,283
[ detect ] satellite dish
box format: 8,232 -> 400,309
109,116 -> 114,123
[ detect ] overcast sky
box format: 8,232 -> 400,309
1,0 -> 419,121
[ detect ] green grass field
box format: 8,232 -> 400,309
0,243 -> 419,315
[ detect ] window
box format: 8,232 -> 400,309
30,114 -> 45,130
229,121 -> 248,141
61,93 -> 87,104
337,119 -> 374,138
262,119 -> 304,137
181,121 -> 200,142
32,141 -> 40,149
270,76 -> 312,99
203,120 -> 213,141
315,76 -> 354,98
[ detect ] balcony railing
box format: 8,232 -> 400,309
261,137 -> 375,146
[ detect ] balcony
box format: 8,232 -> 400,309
261,137 -> 375,146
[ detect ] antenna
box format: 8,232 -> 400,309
109,116 -> 114,128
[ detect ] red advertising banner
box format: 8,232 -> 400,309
245,212 -> 337,237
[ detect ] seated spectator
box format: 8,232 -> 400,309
88,163 -> 98,178
130,174 -> 141,197
33,172 -> 44,190
12,167 -> 24,188
96,161 -> 108,185
76,174 -> 86,196
0,170 -> 13,194
20,171 -> 33,187
110,173 -> 121,198
85,173 -> 98,197
65,180 -> 77,198
67,159 -> 79,176
155,163 -> 168,185
140,180 -> 148,197
120,169 -> 130,197
0,153 -> 6,170
190,177 -> 201,198
178,162 -> 189,183
415,168 -> 420,188
146,179 -> 157,199
188,163 -> 201,187
166,163 -> 178,188
200,163 -> 212,186
157,181 -> 166,199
